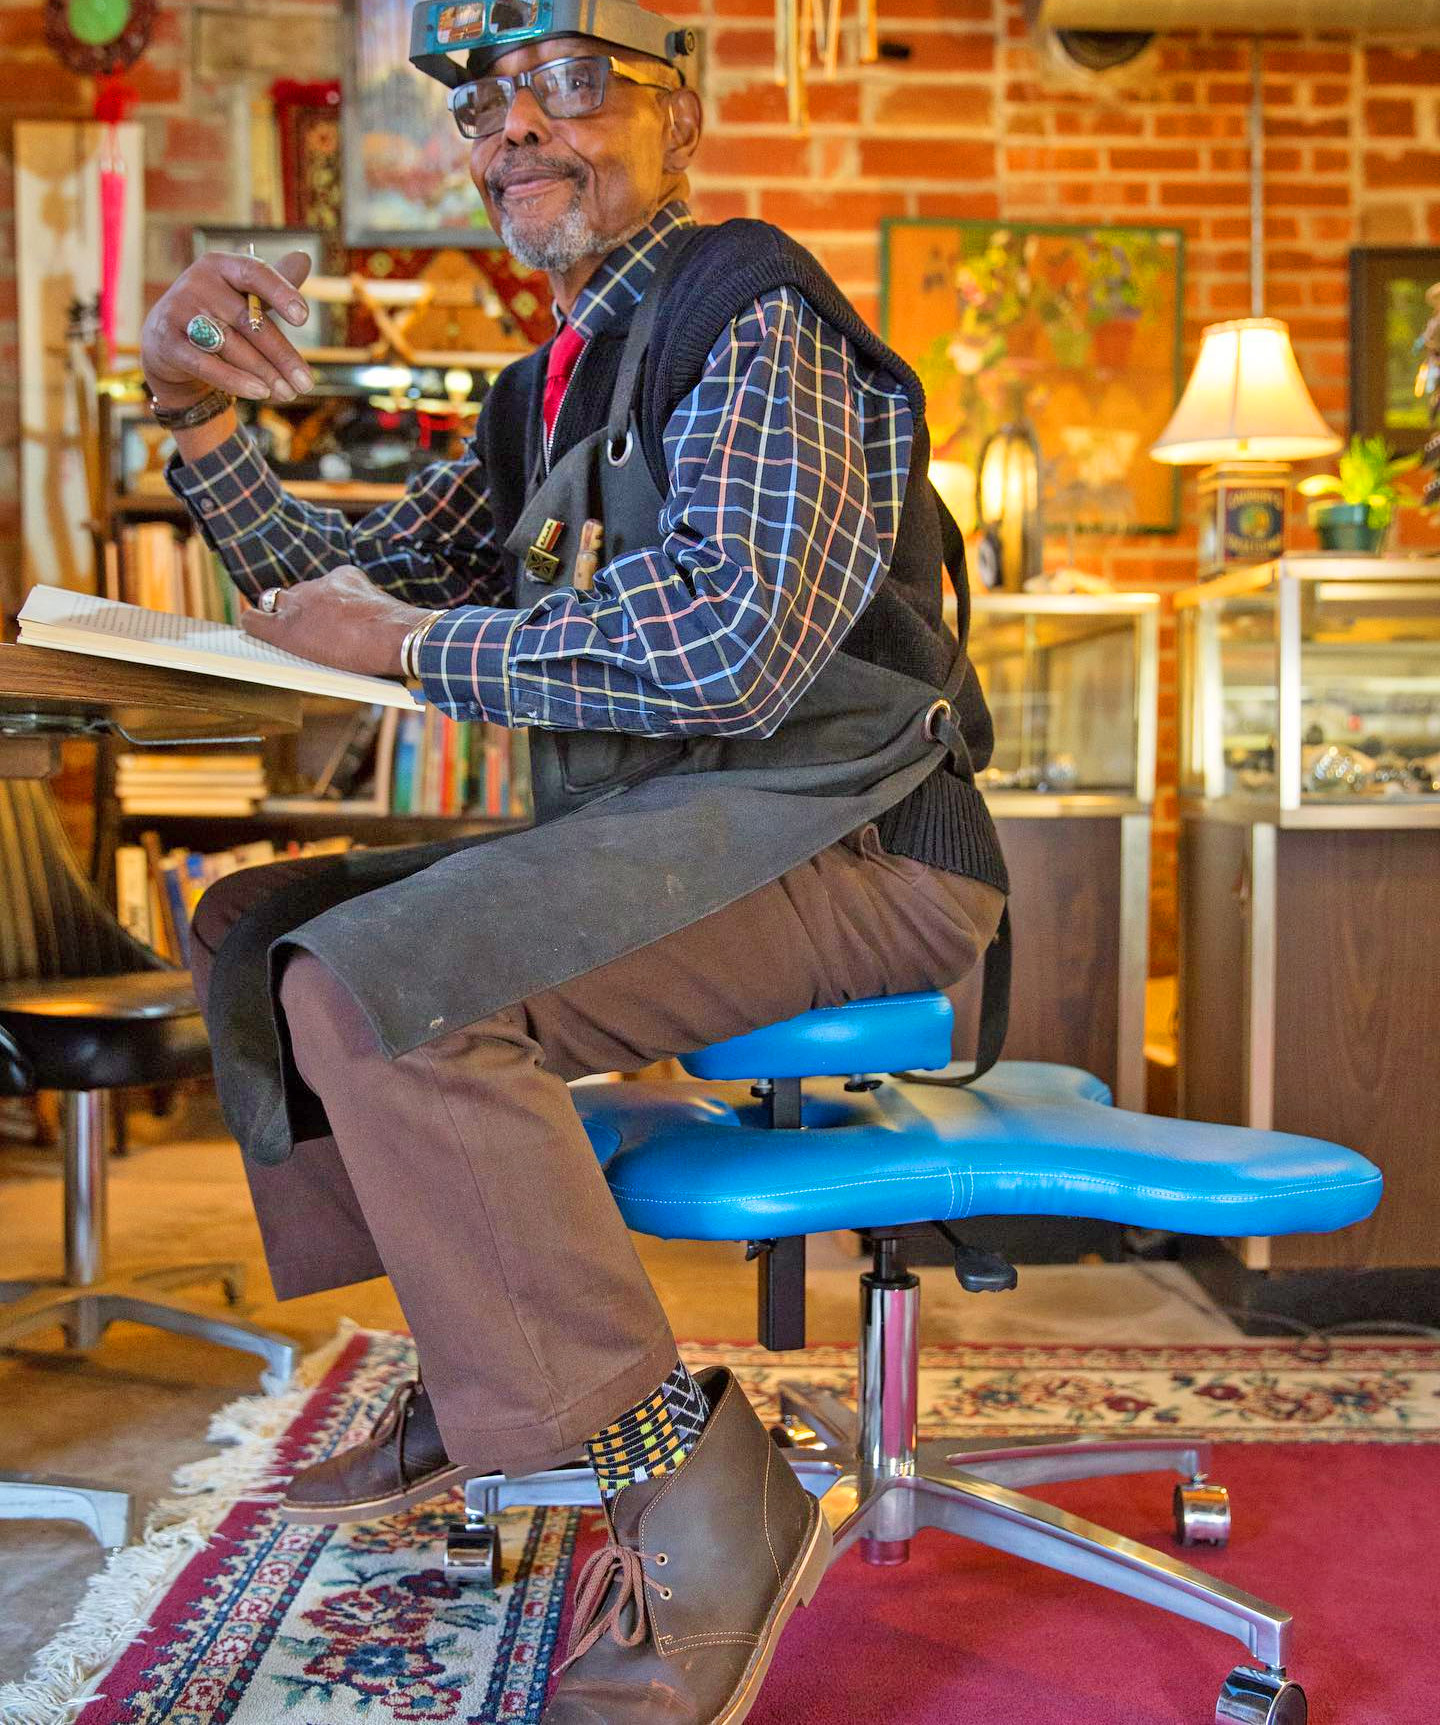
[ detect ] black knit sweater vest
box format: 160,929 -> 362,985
476,219 -> 1007,894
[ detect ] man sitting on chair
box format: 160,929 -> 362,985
139,2 -> 1007,1717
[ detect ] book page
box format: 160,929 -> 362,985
18,587 -> 422,711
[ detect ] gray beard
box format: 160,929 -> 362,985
497,184 -> 633,273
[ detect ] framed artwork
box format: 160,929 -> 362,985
342,0 -> 498,249
1349,247 -> 1440,455
882,219 -> 1185,536
191,225 -> 338,348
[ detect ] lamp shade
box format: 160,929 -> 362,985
1150,317 -> 1342,466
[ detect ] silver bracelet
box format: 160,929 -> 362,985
400,610 -> 445,681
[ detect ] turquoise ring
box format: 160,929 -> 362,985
186,312 -> 226,354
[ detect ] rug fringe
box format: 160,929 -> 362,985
0,1320 -> 376,1725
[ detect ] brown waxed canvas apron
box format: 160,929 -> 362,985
206,239 -> 992,1166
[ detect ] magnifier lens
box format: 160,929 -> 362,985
486,0 -> 540,34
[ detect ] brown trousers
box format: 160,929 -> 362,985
189,822 -> 1003,1479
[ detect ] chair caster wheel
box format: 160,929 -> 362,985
1175,1479 -> 1231,1546
445,1520 -> 501,1589
1216,1666 -> 1307,1724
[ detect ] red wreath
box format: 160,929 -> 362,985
44,0 -> 158,76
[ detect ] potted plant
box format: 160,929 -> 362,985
1297,434 -> 1420,552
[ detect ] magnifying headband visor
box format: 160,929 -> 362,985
410,0 -> 701,89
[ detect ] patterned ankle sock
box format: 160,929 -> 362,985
585,1360 -> 710,1498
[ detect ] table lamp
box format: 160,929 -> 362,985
1149,39 -> 1341,576
1150,317 -> 1341,575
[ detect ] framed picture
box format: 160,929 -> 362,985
191,225 -> 337,348
342,0 -> 499,249
1349,247 -> 1440,454
882,219 -> 1185,536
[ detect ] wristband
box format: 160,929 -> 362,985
148,388 -> 235,431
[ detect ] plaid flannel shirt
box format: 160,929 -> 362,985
169,201 -> 915,739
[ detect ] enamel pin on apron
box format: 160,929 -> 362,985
524,517 -> 566,582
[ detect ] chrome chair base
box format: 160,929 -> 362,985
452,1254 -> 1307,1724
0,1269 -> 299,1394
0,1472 -> 132,1549
0,1089 -> 299,1392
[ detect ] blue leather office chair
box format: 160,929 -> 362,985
452,990 -> 1381,1725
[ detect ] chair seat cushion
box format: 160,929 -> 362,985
574,1062 -> 1382,1243
679,990 -> 954,1080
0,973 -> 210,1094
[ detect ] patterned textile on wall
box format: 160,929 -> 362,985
273,80 -> 343,235
1423,282 -> 1439,511
346,247 -> 553,350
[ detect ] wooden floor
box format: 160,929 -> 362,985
0,1089 -> 1238,1683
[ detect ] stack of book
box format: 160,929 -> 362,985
110,522 -> 244,624
115,834 -> 355,966
116,752 -> 269,817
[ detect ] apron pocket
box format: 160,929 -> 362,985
556,730 -> 692,795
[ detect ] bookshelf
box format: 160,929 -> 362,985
90,385 -> 534,927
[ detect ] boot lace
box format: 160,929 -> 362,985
370,1378 -> 420,1473
556,1538 -> 657,1673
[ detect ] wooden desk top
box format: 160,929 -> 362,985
0,642 -> 302,753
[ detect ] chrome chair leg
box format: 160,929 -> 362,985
831,1468 -> 1294,1668
0,1089 -> 296,1388
0,1474 -> 132,1549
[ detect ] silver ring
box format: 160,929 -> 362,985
258,587 -> 282,614
186,313 -> 226,354
924,698 -> 953,742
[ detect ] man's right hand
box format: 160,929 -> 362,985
140,249 -> 318,410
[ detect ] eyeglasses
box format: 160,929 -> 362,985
449,54 -> 680,139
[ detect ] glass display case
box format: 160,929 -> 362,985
945,592 -> 1160,1114
1176,554 -> 1440,825
964,594 -> 1159,815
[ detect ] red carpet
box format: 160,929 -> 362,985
562,1442 -> 1437,1723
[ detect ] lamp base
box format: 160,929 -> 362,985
1198,462 -> 1290,578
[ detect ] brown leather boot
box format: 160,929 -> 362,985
544,1366 -> 831,1724
280,1378 -> 474,1524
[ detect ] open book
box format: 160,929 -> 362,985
17,587 -> 423,712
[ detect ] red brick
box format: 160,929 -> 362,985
1366,98 -> 1415,139
1154,113 -> 1245,140
867,81 -> 994,129
913,190 -> 1002,220
1267,48 -> 1351,75
1310,277 -> 1348,308
709,28 -> 776,66
715,79 -> 859,125
759,189 -> 902,229
690,188 -> 751,224
1158,181 -> 1249,208
1269,179 -> 1350,208
123,63 -> 184,105
1267,117 -> 1350,139
1312,83 -> 1349,108
709,0 -> 778,14
884,0 -> 994,17
850,290 -> 880,327
1004,146 -> 1101,172
1313,148 -> 1350,174
143,169 -> 219,217
1054,109 -> 1144,138
1367,46 -> 1440,86
1359,205 -> 1417,243
1109,147 -> 1201,172
695,132 -> 815,177
808,237 -> 880,282
886,34 -> 996,73
1157,42 -> 1246,72
1366,149 -> 1440,190
859,137 -> 995,179
1207,80 -> 1296,107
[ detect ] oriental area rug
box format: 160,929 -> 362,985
6,1328 -> 1437,1725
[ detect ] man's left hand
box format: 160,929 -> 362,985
240,566 -> 431,677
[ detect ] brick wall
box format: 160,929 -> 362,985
1,0 -> 1438,967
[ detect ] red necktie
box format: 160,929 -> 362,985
542,323 -> 587,441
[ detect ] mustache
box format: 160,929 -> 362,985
487,155 -> 584,197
